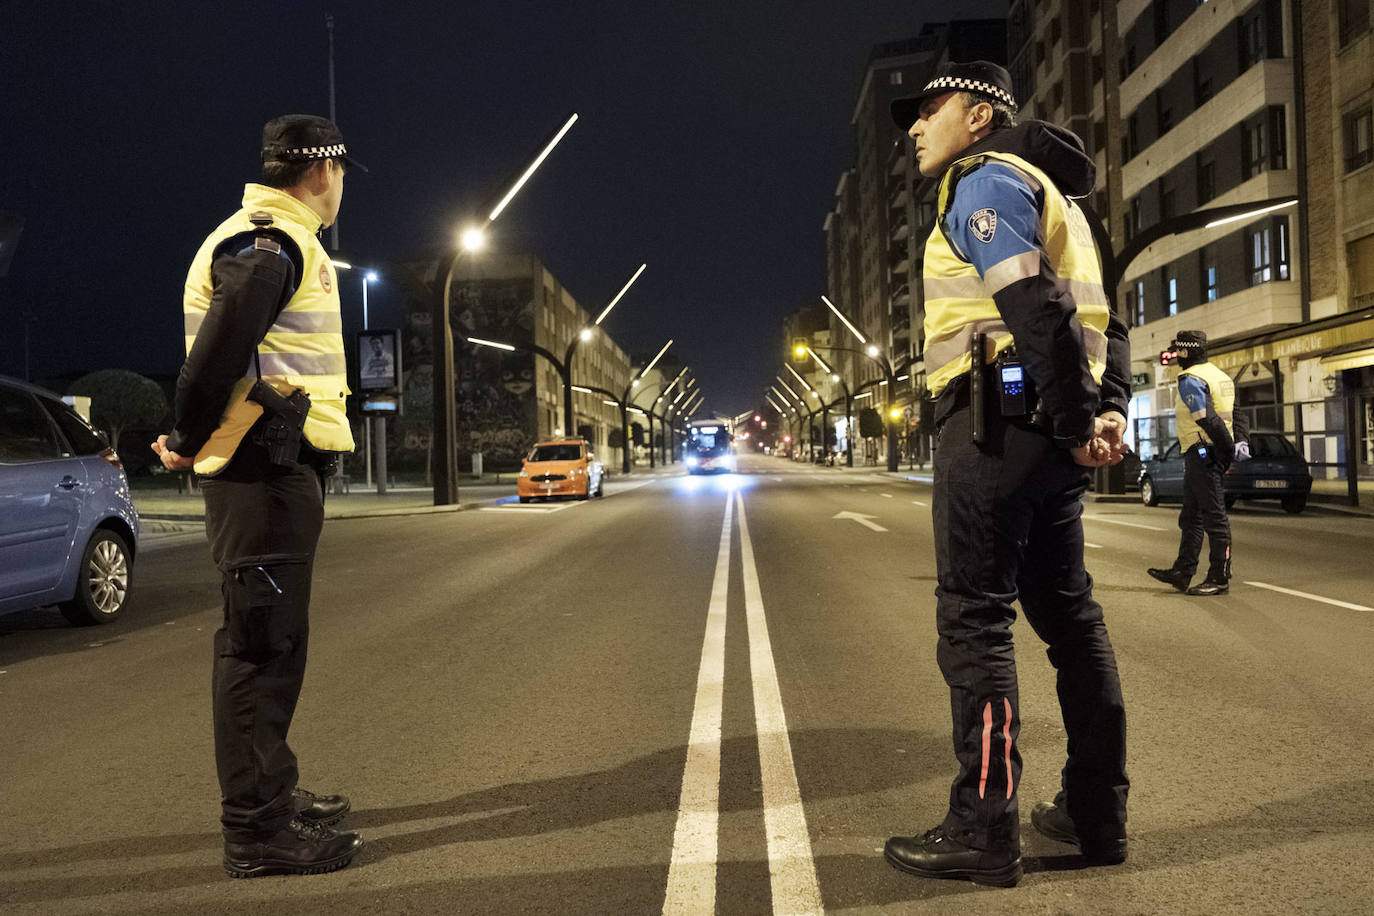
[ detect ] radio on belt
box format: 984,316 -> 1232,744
995,350 -> 1030,417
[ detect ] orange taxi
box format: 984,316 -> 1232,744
517,438 -> 605,502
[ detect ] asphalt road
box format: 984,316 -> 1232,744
2,454 -> 1372,915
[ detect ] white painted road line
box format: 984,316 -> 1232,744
663,493 -> 733,914
1084,542 -> 1103,549
1244,581 -> 1374,612
833,511 -> 887,532
1084,515 -> 1166,531
881,493 -> 893,499
480,502 -> 577,513
911,500 -> 928,507
736,493 -> 823,915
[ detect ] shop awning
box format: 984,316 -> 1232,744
1209,310 -> 1374,372
1318,345 -> 1374,372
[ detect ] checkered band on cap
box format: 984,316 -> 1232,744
921,75 -> 1017,109
279,143 -> 348,161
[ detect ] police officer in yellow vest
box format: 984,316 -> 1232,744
1148,330 -> 1238,596
153,115 -> 362,878
882,63 -> 1133,887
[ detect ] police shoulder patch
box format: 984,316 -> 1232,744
968,208 -> 997,243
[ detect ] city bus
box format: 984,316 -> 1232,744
685,419 -> 736,474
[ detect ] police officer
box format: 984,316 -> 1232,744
1148,330 -> 1237,596
882,62 -> 1132,887
152,115 -> 363,878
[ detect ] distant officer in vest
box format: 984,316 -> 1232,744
152,114 -> 363,878
1148,330 -> 1237,596
883,62 -> 1133,887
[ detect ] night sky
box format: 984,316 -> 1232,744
1,0 -> 1004,414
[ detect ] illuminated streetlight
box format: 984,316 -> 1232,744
821,294 -> 867,345
460,227 -> 487,252
488,113 -> 579,222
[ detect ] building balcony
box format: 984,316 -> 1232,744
1122,58 -> 1294,199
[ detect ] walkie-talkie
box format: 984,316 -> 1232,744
970,332 -> 985,444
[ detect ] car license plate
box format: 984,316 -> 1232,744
1253,479 -> 1287,489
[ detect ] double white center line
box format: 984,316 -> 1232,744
664,491 -> 822,915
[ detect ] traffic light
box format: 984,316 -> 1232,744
792,338 -> 808,365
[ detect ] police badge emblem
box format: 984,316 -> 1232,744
969,208 -> 997,243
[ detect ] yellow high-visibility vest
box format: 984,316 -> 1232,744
922,151 -> 1110,396
1174,361 -> 1235,448
183,183 -> 354,475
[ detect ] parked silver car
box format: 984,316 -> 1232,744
0,375 -> 139,624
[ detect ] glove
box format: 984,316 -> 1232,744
1233,440 -> 1251,462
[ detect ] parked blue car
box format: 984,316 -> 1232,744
1138,431 -> 1314,514
0,375 -> 139,624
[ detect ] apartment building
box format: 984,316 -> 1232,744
391,251 -> 634,472
823,21 -> 1007,439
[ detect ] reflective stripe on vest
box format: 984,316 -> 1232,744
922,151 -> 1111,396
1174,361 -> 1235,448
182,183 -> 354,475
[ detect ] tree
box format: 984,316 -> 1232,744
858,406 -> 884,439
68,369 -> 169,446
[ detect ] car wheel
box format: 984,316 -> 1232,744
59,529 -> 132,626
1281,495 -> 1306,514
594,477 -> 605,498
519,496 -> 530,503
1140,475 -> 1159,507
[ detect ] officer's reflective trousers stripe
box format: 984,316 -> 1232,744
931,388 -> 1128,850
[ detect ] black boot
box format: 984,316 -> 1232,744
293,786 -> 350,826
1147,567 -> 1191,592
1186,579 -> 1229,596
223,817 -> 363,878
1030,798 -> 1126,864
884,827 -> 1021,887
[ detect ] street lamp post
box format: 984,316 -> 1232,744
775,376 -> 817,463
432,112 -> 580,506
561,263 -> 647,432
821,295 -> 899,472
799,344 -> 853,467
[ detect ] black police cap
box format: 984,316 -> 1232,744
261,114 -> 368,173
890,60 -> 1018,131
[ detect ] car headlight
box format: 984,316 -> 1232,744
519,468 -> 529,477
686,456 -> 698,466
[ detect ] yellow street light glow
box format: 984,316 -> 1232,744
488,112 -> 579,222
879,379 -> 889,386
853,392 -> 873,400
821,294 -> 867,345
770,385 -> 793,405
866,344 -> 880,358
602,399 -> 619,407
673,387 -> 689,404
571,385 -> 594,394
579,328 -> 593,341
460,226 -> 487,252
897,374 -> 909,381
832,373 -> 841,382
889,407 -> 904,419
595,263 -> 647,325
794,344 -> 806,357
330,259 -> 353,270
637,339 -> 673,380
1203,198 -> 1297,230
467,336 -> 516,352
629,407 -> 647,416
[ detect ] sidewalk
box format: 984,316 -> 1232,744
131,466 -> 687,523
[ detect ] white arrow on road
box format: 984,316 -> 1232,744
833,510 -> 887,532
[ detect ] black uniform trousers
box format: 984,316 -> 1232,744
931,384 -> 1128,852
1173,445 -> 1231,582
200,436 -> 325,843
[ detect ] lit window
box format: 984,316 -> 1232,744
1248,224 -> 1272,285
1166,275 -> 1179,316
